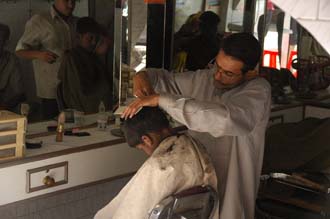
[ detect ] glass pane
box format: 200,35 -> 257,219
256,0 -> 298,71
226,0 -> 246,32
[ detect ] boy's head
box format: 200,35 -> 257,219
76,17 -> 103,52
122,107 -> 172,156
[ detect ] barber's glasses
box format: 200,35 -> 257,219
208,58 -> 242,79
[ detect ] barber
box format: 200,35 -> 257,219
16,0 -> 77,119
122,33 -> 271,219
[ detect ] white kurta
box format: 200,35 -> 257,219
146,68 -> 271,219
94,134 -> 218,219
16,6 -> 77,99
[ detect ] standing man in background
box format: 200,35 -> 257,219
16,0 -> 77,119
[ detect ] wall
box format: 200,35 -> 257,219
0,176 -> 130,219
272,0 -> 330,55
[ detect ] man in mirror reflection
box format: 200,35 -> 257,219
95,107 -> 218,219
122,33 -> 271,219
173,11 -> 222,72
0,23 -> 25,112
57,17 -> 111,113
15,0 -> 77,120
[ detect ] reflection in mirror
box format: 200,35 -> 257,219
0,0 -> 117,123
256,0 -> 298,70
226,0 -> 246,32
116,0 -> 147,105
172,0 -> 222,72
114,0 -> 129,106
130,1 -> 147,73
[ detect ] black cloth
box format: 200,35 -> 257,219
263,117 -> 330,174
58,47 -> 111,113
41,98 -> 59,120
0,50 -> 25,109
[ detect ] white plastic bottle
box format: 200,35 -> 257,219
97,101 -> 107,131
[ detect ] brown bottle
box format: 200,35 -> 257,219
56,123 -> 64,142
55,112 -> 65,142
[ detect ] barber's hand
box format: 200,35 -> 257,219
133,72 -> 155,97
38,51 -> 58,64
121,94 -> 160,119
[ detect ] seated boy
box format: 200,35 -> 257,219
94,107 -> 218,219
58,17 -> 111,113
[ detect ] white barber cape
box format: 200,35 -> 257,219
94,134 -> 218,219
146,68 -> 271,219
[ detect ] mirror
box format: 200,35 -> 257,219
117,0 -> 148,104
0,0 -> 118,122
172,0 -> 222,72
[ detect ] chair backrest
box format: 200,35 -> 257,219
149,186 -> 218,219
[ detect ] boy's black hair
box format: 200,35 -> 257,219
122,107 -> 170,147
221,32 -> 261,73
76,17 -> 102,35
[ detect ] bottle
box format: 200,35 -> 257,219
97,101 -> 107,131
56,112 -> 65,142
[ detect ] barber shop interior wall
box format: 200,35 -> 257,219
272,0 -> 330,55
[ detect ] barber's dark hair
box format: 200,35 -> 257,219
76,17 -> 102,35
122,107 -> 170,147
221,32 -> 261,73
199,11 -> 220,33
0,23 -> 10,41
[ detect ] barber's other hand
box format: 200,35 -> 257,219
121,94 -> 160,119
38,51 -> 58,64
133,72 -> 155,97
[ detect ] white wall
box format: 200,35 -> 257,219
272,0 -> 330,55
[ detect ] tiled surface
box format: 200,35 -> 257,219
319,0 -> 330,20
273,0 -> 330,55
0,176 -> 130,219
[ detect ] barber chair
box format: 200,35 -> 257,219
149,185 -> 218,219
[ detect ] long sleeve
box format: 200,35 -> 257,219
159,78 -> 271,137
146,68 -> 212,97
